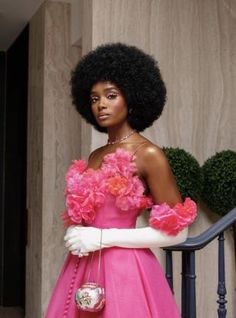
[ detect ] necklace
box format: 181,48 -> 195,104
107,130 -> 136,145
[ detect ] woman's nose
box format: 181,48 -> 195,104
98,97 -> 107,109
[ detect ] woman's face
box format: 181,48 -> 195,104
90,81 -> 129,129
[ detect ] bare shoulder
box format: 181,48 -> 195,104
139,143 -> 166,160
88,145 -> 106,163
135,142 -> 169,176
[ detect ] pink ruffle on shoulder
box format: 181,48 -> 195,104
62,149 -> 152,226
149,197 -> 197,235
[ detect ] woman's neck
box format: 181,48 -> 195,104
107,125 -> 135,144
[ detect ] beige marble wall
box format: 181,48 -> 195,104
81,0 -> 236,317
90,0 -> 236,158
27,1 -> 81,317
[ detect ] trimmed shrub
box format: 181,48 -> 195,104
201,150 -> 236,216
163,147 -> 203,201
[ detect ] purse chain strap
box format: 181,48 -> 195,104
86,229 -> 103,284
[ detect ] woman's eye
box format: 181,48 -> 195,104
91,96 -> 98,103
107,93 -> 117,99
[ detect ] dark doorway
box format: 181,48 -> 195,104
0,25 -> 28,309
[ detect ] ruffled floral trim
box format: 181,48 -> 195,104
62,149 -> 152,226
149,197 -> 197,236
102,149 -> 152,211
101,148 -> 137,178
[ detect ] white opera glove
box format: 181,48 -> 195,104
64,226 -> 101,256
102,226 -> 188,249
64,225 -> 89,257
64,225 -> 188,255
64,197 -> 197,255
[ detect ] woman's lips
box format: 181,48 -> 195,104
98,114 -> 109,120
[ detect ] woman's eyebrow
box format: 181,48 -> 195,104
104,86 -> 118,91
90,86 -> 119,94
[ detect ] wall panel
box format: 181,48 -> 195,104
87,0 -> 236,316
27,1 -> 81,317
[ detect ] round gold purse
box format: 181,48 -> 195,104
75,282 -> 105,312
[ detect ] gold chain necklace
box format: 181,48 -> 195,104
107,130 -> 136,145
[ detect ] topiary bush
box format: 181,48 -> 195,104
162,147 -> 203,201
201,150 -> 236,216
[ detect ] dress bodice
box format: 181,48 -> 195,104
62,148 -> 152,228
89,193 -> 141,228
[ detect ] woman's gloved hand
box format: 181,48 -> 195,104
64,226 -> 101,256
64,225 -> 188,256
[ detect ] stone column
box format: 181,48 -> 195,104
26,1 -> 81,316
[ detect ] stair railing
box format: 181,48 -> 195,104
163,207 -> 236,318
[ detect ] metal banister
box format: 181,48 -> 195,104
165,207 -> 236,251
163,207 -> 236,318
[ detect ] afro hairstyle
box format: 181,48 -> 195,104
71,43 -> 167,132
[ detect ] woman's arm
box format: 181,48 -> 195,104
136,144 -> 182,206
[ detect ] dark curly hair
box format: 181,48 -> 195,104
71,43 -> 166,132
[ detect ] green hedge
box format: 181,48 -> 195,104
201,150 -> 236,216
163,147 -> 203,201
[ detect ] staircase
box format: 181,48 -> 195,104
164,207 -> 236,318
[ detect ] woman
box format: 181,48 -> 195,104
45,43 -> 197,317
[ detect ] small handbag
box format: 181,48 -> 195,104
75,230 -> 105,312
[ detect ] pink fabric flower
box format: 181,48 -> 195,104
65,160 -> 87,194
62,148 -> 154,227
66,194 -> 83,223
109,172 -> 149,211
102,148 -> 137,178
62,160 -> 106,226
107,176 -> 129,196
101,149 -> 150,211
61,210 -> 76,227
149,198 -> 197,236
174,198 -> 197,223
139,196 -> 153,210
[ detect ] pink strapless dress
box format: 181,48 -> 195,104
45,149 -> 180,318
